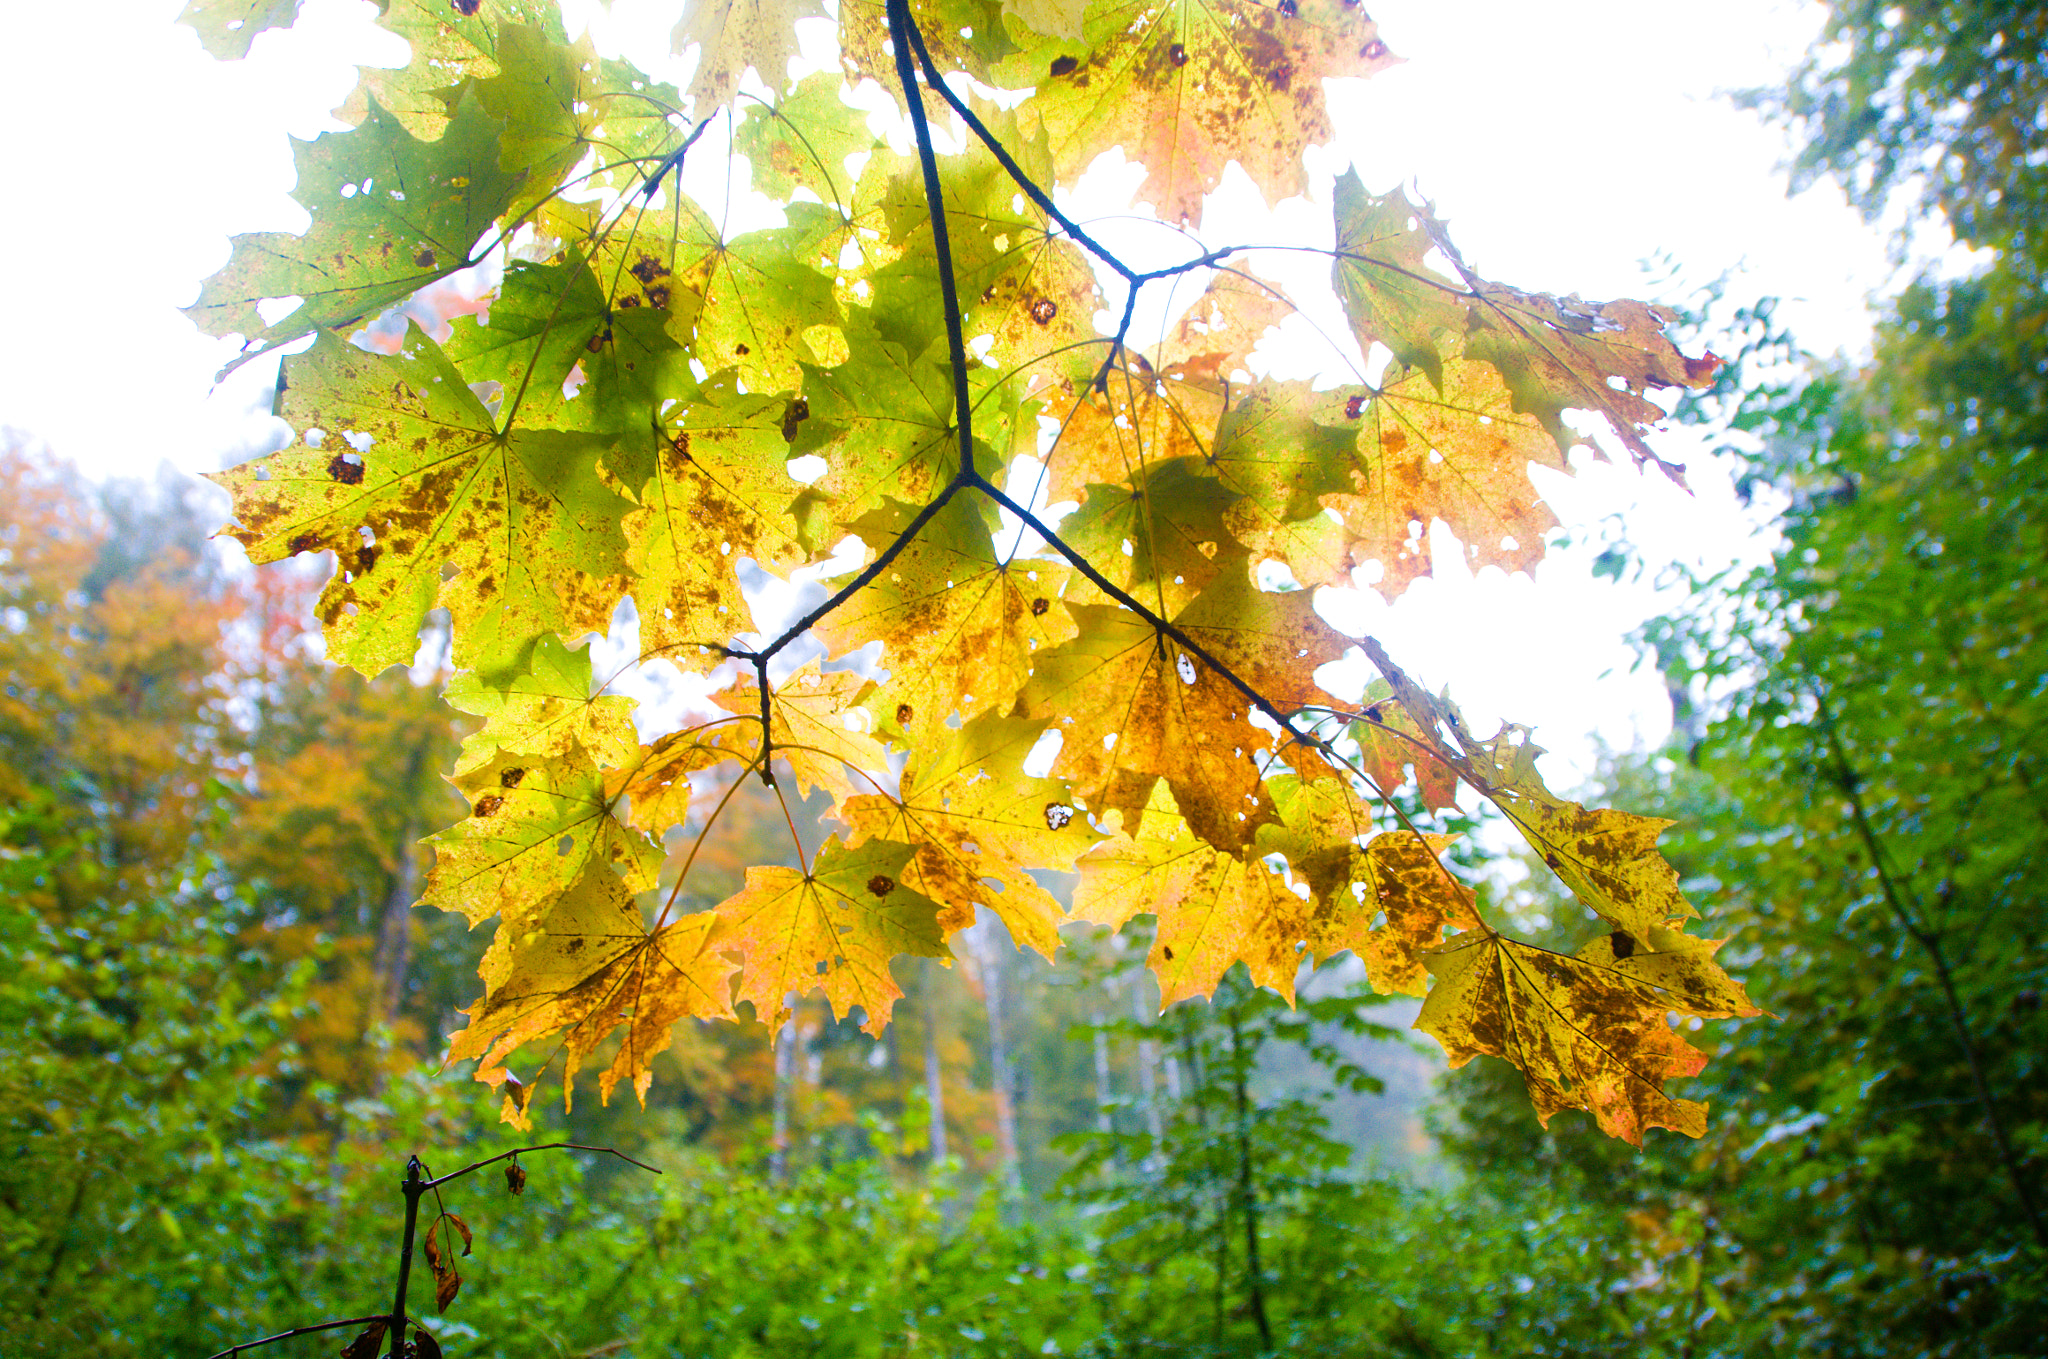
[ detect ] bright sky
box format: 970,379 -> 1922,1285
0,0 -> 1902,781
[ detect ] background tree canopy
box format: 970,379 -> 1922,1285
2,0 -> 2042,1356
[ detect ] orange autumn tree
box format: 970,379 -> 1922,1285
183,0 -> 1755,1145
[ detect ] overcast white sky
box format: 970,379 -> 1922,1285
0,0 -> 1907,781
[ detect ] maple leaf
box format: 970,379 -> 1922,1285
606,720 -> 752,836
1005,0 -> 1400,226
1416,927 -> 1759,1145
1330,173 -> 1470,394
178,0 -> 302,59
1360,639 -> 1700,935
610,372 -> 812,662
708,835 -> 950,1032
870,109 -> 1106,384
337,0 -> 575,137
733,72 -> 884,206
447,863 -> 736,1113
1462,726 -> 1701,936
445,634 -> 640,777
837,711 -> 1097,957
595,198 -> 841,393
1045,365 -> 1228,514
422,745 -> 661,934
1330,350 -> 1571,595
1333,174 -> 1720,487
1303,830 -> 1478,997
188,91 -> 523,365
1021,566 -> 1348,850
709,664 -> 893,801
210,328 -> 635,676
791,285 -> 1023,528
839,0 -> 1017,91
674,0 -> 829,111
1074,783 -> 1308,1006
816,495 -> 1076,751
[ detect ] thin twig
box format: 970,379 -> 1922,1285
422,1142 -> 660,1189
200,1315 -> 395,1359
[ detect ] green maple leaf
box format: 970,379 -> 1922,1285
423,745 -> 663,935
210,328 -> 634,675
872,109 -> 1105,384
594,198 -> 841,393
178,0 -> 302,59
1331,173 -> 1470,394
340,1 -> 574,137
1058,457 -> 1239,615
610,371 -> 810,662
674,0 -> 829,112
792,301 -> 1017,528
442,254 -> 611,430
733,71 -> 884,206
445,633 -> 641,777
188,90 -> 525,366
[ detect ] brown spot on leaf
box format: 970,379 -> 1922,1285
1044,803 -> 1073,830
451,0 -> 481,13
645,284 -> 671,309
1610,931 -> 1637,959
1344,394 -> 1367,419
896,703 -> 913,725
734,343 -> 751,356
473,794 -> 505,818
629,255 -> 670,283
327,454 -> 365,485
781,397 -> 810,442
355,545 -> 378,574
1277,0 -> 1297,14
867,874 -> 895,897
288,532 -> 321,556
1169,44 -> 1188,67
1049,55 -> 1079,78
1031,596 -> 1050,616
1029,297 -> 1059,325
500,766 -> 526,788
414,248 -> 436,268
1162,944 -> 1175,960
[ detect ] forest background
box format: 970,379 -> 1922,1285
3,0 -> 2045,1356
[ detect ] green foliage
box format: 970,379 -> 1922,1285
1771,1 -> 2048,259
